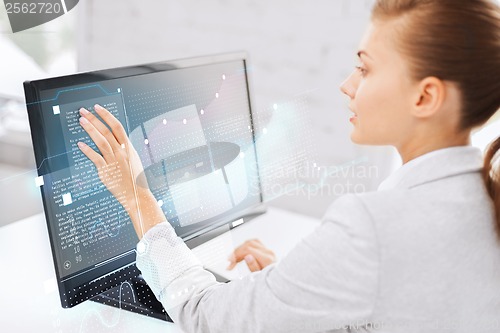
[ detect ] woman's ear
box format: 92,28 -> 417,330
412,76 -> 446,119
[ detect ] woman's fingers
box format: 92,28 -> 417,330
94,104 -> 129,146
227,253 -> 238,270
244,254 -> 262,272
227,239 -> 276,271
79,115 -> 115,163
79,107 -> 121,151
77,141 -> 106,168
232,239 -> 273,262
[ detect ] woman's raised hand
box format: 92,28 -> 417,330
78,104 -> 144,205
78,104 -> 165,237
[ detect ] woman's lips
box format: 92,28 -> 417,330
349,110 -> 357,123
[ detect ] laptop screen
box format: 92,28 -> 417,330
24,53 -> 262,305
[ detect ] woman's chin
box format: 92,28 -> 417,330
350,131 -> 365,144
350,131 -> 378,145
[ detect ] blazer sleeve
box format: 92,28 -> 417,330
135,194 -> 380,332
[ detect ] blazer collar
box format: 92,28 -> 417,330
378,146 -> 484,191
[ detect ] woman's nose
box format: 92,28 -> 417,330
339,71 -> 357,99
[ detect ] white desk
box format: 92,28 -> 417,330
0,207 -> 320,332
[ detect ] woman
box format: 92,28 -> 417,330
77,0 -> 500,331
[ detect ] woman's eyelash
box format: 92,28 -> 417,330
355,66 -> 367,75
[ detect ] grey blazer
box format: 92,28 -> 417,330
136,145 -> 500,333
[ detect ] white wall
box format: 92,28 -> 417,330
77,0 -> 398,218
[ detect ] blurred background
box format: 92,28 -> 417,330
1,0 -> 498,227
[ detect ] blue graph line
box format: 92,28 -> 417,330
0,146 -> 83,183
10,83 -> 123,180
25,83 -> 120,106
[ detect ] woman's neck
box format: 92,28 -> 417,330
397,131 -> 471,164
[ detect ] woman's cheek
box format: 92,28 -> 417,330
358,93 -> 390,142
356,86 -> 376,119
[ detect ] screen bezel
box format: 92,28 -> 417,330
24,51 -> 264,307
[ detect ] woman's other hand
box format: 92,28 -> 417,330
227,239 -> 276,272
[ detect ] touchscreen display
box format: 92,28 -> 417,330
27,59 -> 261,279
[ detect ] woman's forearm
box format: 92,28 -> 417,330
125,188 -> 168,238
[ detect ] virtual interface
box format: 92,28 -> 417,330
32,60 -> 261,279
